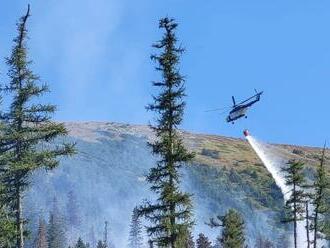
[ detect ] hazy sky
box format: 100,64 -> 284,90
1,0 -> 329,146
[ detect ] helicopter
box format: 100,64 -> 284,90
206,90 -> 263,124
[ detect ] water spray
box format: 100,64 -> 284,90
243,130 -> 307,247
243,130 -> 290,200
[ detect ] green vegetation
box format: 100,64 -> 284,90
310,145 -> 330,247
138,17 -> 195,247
73,238 -> 89,248
282,160 -> 306,248
48,199 -> 67,248
0,4 -> 329,248
196,233 -> 212,248
188,163 -> 283,211
0,6 -> 74,248
128,207 -> 143,248
0,206 -> 16,248
209,208 -> 246,248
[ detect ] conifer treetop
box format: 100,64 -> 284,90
138,17 -> 194,247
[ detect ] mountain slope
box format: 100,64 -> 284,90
24,122 -> 326,247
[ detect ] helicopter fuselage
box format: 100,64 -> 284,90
226,106 -> 248,123
226,91 -> 262,123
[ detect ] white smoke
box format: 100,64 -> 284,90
246,135 -> 307,248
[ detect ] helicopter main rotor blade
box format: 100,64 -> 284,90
204,107 -> 229,112
237,92 -> 263,106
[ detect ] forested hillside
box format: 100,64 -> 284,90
24,122 -> 328,247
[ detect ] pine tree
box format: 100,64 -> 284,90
48,198 -> 67,248
74,238 -> 88,248
282,160 -> 306,248
209,209 -> 245,248
96,240 -> 105,248
0,5 -> 74,248
196,233 -> 212,248
310,145 -> 330,248
128,207 -> 143,248
34,217 -> 48,248
138,17 -> 194,248
103,221 -> 109,248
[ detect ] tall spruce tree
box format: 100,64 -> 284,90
209,209 -> 245,248
310,145 -> 330,248
34,217 -> 48,248
138,17 -> 194,247
128,207 -> 143,248
0,5 -> 74,248
196,233 -> 212,248
282,160 -> 306,248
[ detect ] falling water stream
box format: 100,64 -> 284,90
246,134 -> 307,248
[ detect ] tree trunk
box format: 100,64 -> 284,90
170,177 -> 175,248
294,214 -> 297,248
293,183 -> 297,248
313,211 -> 318,248
16,185 -> 24,248
305,203 -> 310,248
15,6 -> 29,248
169,129 -> 175,248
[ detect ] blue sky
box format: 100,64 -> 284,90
0,0 -> 329,147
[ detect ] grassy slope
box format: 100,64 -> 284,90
66,121 -> 328,212
184,130 -> 328,210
